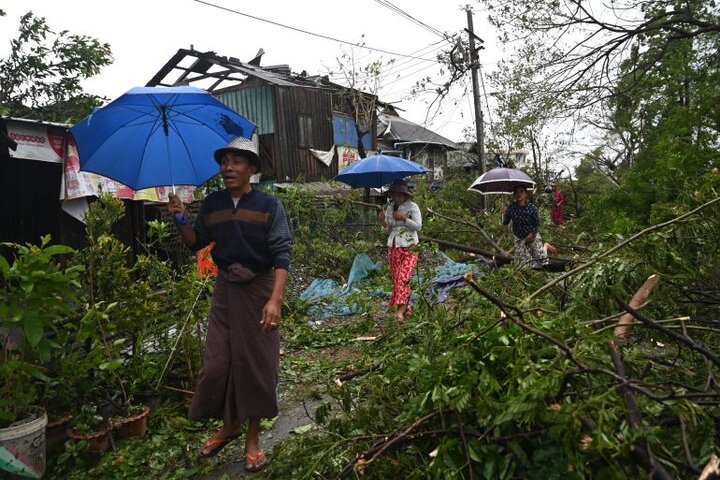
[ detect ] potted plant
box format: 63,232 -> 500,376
112,403 -> 151,439
67,404 -> 112,453
73,196 -> 158,440
0,236 -> 83,477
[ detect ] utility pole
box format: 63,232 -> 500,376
465,8 -> 485,177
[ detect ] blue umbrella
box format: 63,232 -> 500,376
334,154 -> 429,188
70,86 -> 257,190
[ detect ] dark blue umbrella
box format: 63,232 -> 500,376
70,86 -> 257,190
334,154 -> 429,188
468,167 -> 535,194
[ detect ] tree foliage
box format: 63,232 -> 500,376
0,10 -> 113,122
476,0 -> 720,108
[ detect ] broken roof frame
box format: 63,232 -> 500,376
147,48 -> 312,90
146,48 -> 388,110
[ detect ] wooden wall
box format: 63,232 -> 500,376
272,86 -> 335,182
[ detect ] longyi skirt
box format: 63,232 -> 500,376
189,270 -> 279,425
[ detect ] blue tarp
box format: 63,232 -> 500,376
425,252 -> 485,304
300,252 -> 486,320
300,254 -> 382,319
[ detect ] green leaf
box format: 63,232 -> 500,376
292,423 -> 315,434
467,441 -> 483,462
23,311 -> 44,347
0,254 -> 10,277
43,244 -> 74,257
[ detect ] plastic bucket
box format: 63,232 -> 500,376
0,409 -> 48,479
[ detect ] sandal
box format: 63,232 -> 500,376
198,431 -> 241,458
244,450 -> 267,472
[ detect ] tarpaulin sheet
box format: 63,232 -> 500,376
300,253 -> 382,319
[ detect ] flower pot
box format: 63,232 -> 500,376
67,426 -> 113,453
0,408 -> 48,479
133,390 -> 163,410
114,406 -> 150,439
45,414 -> 72,454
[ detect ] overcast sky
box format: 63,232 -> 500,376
0,0 -> 501,142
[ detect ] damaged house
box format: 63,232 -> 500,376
147,48 -> 377,183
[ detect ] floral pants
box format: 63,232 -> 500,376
388,246 -> 418,307
513,234 -> 549,270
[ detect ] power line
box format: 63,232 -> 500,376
380,62 -> 440,96
328,41 -> 444,86
479,64 -> 493,133
193,0 -> 438,62
373,0 -> 447,39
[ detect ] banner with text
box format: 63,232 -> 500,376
7,121 -> 65,163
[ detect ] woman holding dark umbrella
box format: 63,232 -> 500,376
378,179 -> 422,322
503,185 -> 549,270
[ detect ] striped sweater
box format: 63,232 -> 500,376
191,188 -> 292,272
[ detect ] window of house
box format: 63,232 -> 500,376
298,114 -> 313,147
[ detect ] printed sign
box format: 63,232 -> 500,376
338,145 -> 359,170
7,121 -> 65,163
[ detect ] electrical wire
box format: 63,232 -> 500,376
327,40 -> 445,84
193,0 -> 437,62
372,0 -> 447,39
479,64 -> 493,132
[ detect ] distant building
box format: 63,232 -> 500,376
376,106 -> 458,181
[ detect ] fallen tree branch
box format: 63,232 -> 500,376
455,412 -> 475,480
699,454 -> 720,480
463,275 -> 712,405
349,199 -> 382,210
335,364 -> 382,384
420,234 -> 499,258
582,301 -> 651,326
336,423 -> 548,479
427,207 -> 507,255
464,273 -> 585,369
608,339 -> 673,480
678,415 -> 699,473
527,196 -> 720,303
614,274 -> 662,340
615,297 -> 720,369
591,316 -> 690,336
337,410 -> 447,479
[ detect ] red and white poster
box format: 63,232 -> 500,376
338,145 -> 359,170
7,121 -> 65,163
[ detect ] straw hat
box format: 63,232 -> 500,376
213,136 -> 261,170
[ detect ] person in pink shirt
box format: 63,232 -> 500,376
550,181 -> 565,225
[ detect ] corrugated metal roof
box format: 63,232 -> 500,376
378,113 -> 458,150
147,49 -> 340,91
216,87 -> 275,135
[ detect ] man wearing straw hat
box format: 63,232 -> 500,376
168,136 -> 291,472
